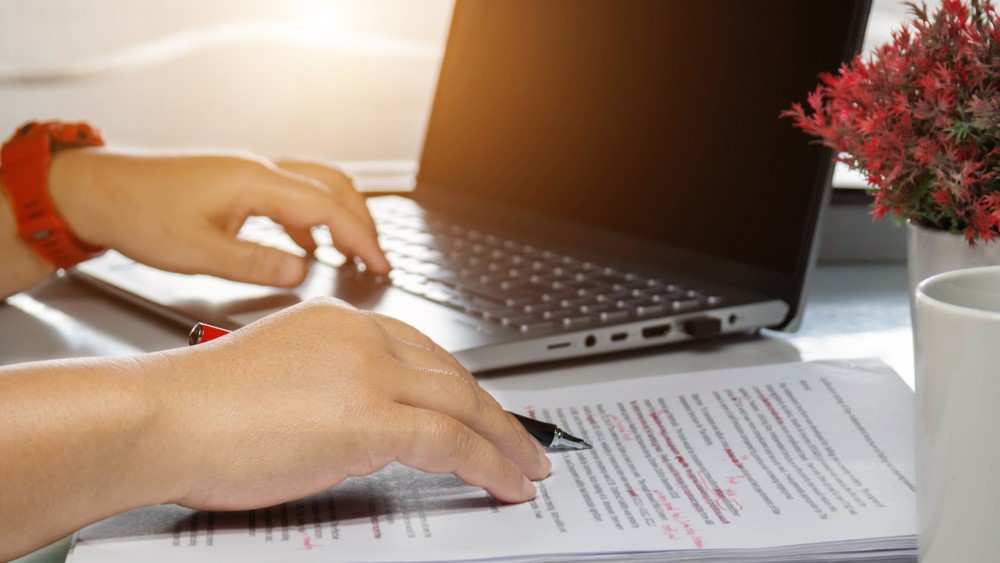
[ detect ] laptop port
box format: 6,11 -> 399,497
611,332 -> 628,342
547,341 -> 571,350
642,324 -> 671,339
584,335 -> 597,347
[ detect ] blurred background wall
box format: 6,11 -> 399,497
0,1 -> 923,162
0,0 -> 453,164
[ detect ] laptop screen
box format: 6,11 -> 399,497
418,0 -> 869,277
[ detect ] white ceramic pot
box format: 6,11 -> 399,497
906,221 -> 1000,300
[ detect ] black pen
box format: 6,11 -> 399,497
508,412 -> 591,451
187,322 -> 593,452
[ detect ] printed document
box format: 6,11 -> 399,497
68,359 -> 916,562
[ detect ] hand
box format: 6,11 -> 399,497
147,297 -> 551,509
46,148 -> 390,286
0,298 -> 551,559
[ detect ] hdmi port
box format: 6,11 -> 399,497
642,324 -> 672,339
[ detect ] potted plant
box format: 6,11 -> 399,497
783,0 -> 1000,295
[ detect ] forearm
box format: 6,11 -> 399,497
0,181 -> 55,300
0,355 -> 186,560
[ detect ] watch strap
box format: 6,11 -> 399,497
1,121 -> 107,269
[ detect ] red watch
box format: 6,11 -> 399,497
1,120 -> 107,269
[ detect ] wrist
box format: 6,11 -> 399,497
77,352 -> 203,510
135,347 -> 220,506
46,147 -> 110,247
0,180 -> 56,296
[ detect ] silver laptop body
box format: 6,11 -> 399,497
73,0 -> 871,372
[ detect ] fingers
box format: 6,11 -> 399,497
365,313 -> 551,482
386,405 -> 540,504
285,226 -> 318,256
392,359 -> 552,481
273,158 -> 377,236
367,312 -> 470,378
249,165 -> 391,275
190,232 -> 309,287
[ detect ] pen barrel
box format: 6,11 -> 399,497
509,412 -> 557,448
188,322 -> 231,345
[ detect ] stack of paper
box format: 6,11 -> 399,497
68,360 -> 916,562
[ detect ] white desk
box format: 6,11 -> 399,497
2,261 -> 913,563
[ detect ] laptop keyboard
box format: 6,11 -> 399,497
244,198 -> 724,334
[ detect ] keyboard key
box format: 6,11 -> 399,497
561,315 -> 592,329
504,295 -> 535,308
390,271 -> 427,286
558,297 -> 591,309
423,269 -> 458,286
578,303 -> 613,315
314,246 -> 346,267
516,320 -> 555,334
636,303 -> 667,317
523,302 -> 559,315
405,261 -> 448,276
595,291 -> 631,304
541,291 -> 577,303
501,314 -> 539,328
423,286 -> 460,305
599,310 -> 630,323
542,310 -> 573,322
672,298 -> 702,311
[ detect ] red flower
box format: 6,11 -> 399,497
783,0 -> 1000,245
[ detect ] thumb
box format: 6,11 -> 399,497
197,233 -> 309,287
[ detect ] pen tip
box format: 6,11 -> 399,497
550,432 -> 593,451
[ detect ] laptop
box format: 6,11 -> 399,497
73,0 -> 871,372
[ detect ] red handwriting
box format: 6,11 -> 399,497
725,448 -> 744,470
653,491 -> 686,522
718,491 -> 743,512
651,490 -> 706,549
697,472 -> 744,514
298,531 -> 320,550
603,413 -> 633,441
684,521 -> 705,549
649,411 -> 680,454
760,395 -> 783,425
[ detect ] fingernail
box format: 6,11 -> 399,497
521,476 -> 537,499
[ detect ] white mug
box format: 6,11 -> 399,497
914,265 -> 1000,561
